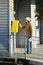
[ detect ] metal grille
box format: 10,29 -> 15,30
15,0 -> 31,48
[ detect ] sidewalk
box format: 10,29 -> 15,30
14,44 -> 43,62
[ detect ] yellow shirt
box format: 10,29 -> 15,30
11,20 -> 19,33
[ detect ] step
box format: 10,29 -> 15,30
0,57 -> 15,65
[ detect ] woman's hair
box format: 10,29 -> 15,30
25,17 -> 31,21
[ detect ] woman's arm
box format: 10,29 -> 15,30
19,23 -> 25,29
19,23 -> 22,28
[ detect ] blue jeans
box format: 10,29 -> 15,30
26,36 -> 32,54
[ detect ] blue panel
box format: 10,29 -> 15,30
0,0 -> 9,56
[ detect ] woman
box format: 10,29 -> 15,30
19,17 -> 32,54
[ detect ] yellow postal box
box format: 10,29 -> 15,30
11,20 -> 19,33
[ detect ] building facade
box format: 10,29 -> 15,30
0,0 -> 43,57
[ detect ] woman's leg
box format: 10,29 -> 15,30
30,41 -> 32,53
27,37 -> 32,54
27,37 -> 30,54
